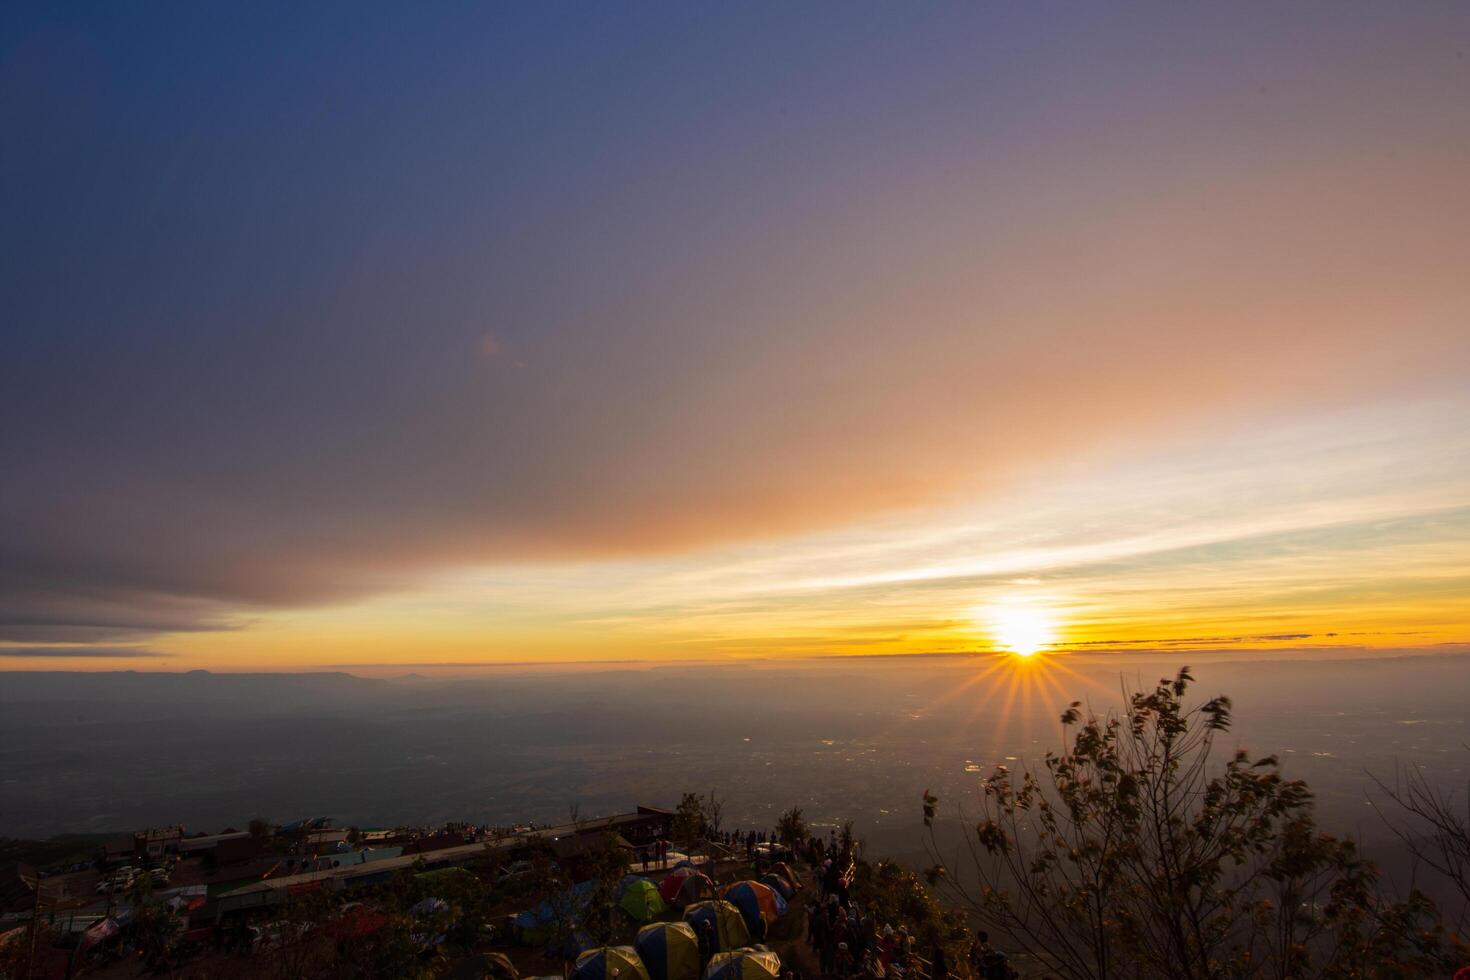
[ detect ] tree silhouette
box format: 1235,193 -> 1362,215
923,667 -> 1459,979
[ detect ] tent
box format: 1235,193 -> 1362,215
411,896 -> 450,917
513,880 -> 595,930
682,900 -> 750,952
765,862 -> 800,895
618,877 -> 667,922
80,917 -> 121,950
635,921 -> 701,980
573,946 -> 652,980
512,880 -> 596,949
758,874 -> 793,901
660,870 -> 716,906
719,881 -> 787,934
328,904 -> 387,939
704,948 -> 781,980
165,893 -> 207,914
658,870 -> 694,903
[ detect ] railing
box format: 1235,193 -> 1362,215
898,953 -> 960,980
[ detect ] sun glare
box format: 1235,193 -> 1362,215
986,603 -> 1058,657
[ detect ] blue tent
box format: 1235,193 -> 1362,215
635,922 -> 701,980
513,880 -> 597,952
512,880 -> 596,930
719,881 -> 787,936
758,873 -> 794,901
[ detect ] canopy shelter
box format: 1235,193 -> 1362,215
659,869 -> 716,906
683,900 -> 750,952
719,881 -> 787,936
635,921 -> 702,980
618,877 -> 668,922
573,946 -> 652,980
704,948 -> 781,980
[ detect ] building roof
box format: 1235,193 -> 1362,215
214,807 -> 668,913
549,833 -> 632,861
214,839 -> 507,913
525,809 -> 671,841
135,827 -> 184,840
178,831 -> 252,853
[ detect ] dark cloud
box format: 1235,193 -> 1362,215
0,569 -> 243,643
0,646 -> 173,659
1067,633 -> 1318,648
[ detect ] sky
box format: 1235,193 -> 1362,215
3,3 -> 1469,670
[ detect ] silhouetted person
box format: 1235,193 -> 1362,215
928,943 -> 947,980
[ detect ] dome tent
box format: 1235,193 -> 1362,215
660,870 -> 717,906
719,880 -> 787,936
683,900 -> 750,952
573,946 -> 652,980
619,877 -> 668,922
761,862 -> 800,899
758,874 -> 793,901
704,948 -> 781,980
635,921 -> 701,980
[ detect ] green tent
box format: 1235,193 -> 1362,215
619,878 -> 668,922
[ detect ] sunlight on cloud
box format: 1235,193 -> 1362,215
151,393 -> 1470,668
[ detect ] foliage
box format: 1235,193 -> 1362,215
1371,754 -> 1470,934
0,921 -> 56,980
417,865 -> 494,948
855,857 -> 970,950
777,806 -> 809,848
0,834 -> 112,871
707,789 -> 726,837
523,839 -> 579,957
923,667 -> 1460,979
674,792 -> 709,843
586,833 -> 635,944
267,874 -> 442,979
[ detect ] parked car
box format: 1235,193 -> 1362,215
95,875 -> 134,895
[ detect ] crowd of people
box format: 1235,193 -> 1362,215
793,833 -> 1012,980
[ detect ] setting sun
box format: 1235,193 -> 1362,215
985,603 -> 1059,657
